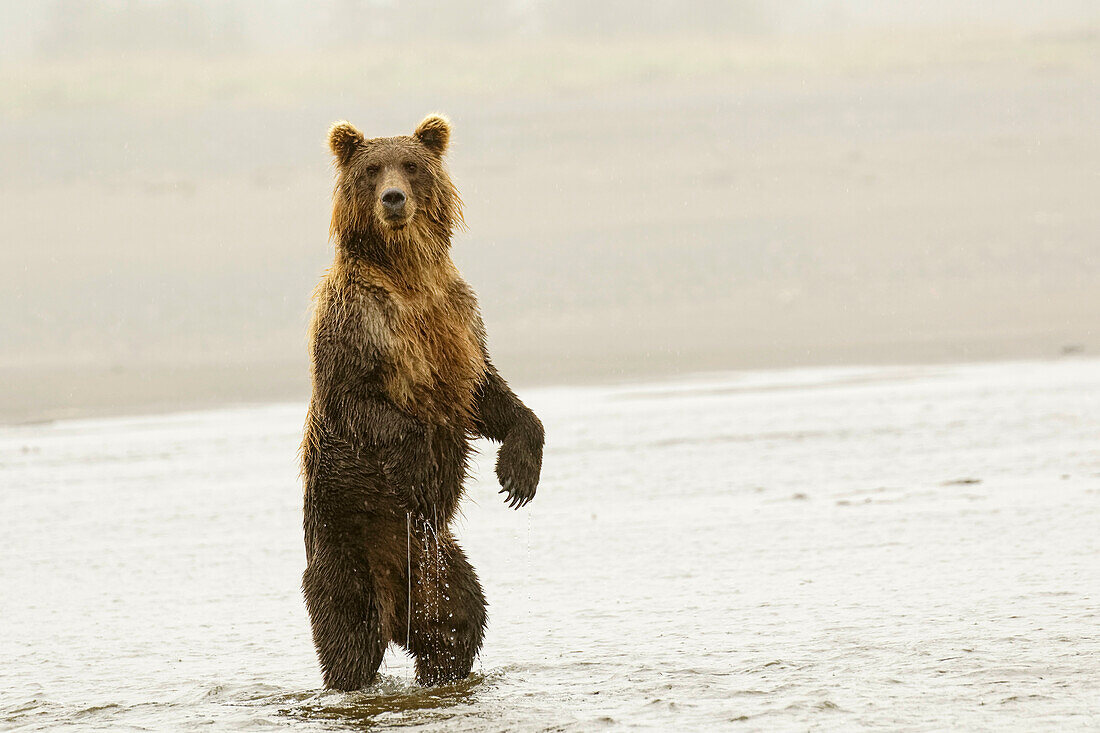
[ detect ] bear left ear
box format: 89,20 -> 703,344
414,114 -> 451,156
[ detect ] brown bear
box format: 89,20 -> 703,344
300,114 -> 544,690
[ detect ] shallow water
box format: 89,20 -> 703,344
2,359 -> 1099,730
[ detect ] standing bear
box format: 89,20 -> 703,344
301,114 -> 544,689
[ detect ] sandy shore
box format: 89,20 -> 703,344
1,29 -> 1097,423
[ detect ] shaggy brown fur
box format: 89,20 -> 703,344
301,114 -> 544,690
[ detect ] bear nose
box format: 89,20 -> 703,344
381,188 -> 406,211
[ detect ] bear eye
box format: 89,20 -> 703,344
364,164 -> 380,176
403,161 -> 418,174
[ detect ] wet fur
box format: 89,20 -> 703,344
301,115 -> 544,690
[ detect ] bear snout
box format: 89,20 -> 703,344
380,188 -> 407,215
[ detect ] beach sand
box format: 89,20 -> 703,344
1,29 -> 1098,423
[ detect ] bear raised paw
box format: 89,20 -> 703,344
301,114 -> 545,690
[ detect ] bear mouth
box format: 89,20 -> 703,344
380,212 -> 411,230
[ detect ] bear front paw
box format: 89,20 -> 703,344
495,438 -> 541,509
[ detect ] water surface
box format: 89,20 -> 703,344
2,359 -> 1099,729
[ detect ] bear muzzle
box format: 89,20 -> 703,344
379,187 -> 413,227
381,187 -> 406,210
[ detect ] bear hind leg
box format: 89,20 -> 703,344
399,530 -> 487,686
302,554 -> 386,691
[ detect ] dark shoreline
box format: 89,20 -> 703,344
2,347 -> 1089,427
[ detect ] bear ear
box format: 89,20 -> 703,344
414,114 -> 451,156
328,120 -> 364,165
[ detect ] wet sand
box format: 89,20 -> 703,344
1,29 -> 1098,423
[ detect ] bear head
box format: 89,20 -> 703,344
327,114 -> 463,267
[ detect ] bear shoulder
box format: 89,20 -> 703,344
308,268 -> 395,376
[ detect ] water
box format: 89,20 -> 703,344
2,359 -> 1099,730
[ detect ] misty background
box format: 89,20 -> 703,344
1,1 -> 1097,422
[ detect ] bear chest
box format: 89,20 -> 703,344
369,282 -> 485,426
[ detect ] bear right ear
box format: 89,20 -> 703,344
328,120 -> 364,165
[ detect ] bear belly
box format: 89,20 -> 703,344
302,424 -> 468,538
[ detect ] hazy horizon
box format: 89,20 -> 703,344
3,1 -> 1098,60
